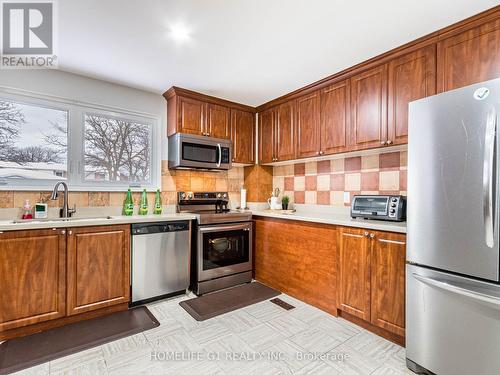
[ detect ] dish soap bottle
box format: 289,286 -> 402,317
22,199 -> 33,220
153,189 -> 162,215
139,189 -> 148,215
123,188 -> 134,216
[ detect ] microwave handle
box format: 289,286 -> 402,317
217,143 -> 222,167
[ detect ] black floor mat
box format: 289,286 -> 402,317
179,282 -> 281,321
0,306 -> 159,375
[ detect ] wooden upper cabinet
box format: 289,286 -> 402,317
177,96 -> 206,136
296,92 -> 321,158
438,18 -> 500,93
259,108 -> 275,164
0,229 -> 66,332
320,80 -> 350,155
350,64 -> 388,150
275,101 -> 296,161
338,227 -> 371,321
231,109 -> 255,164
370,232 -> 406,337
206,103 -> 230,139
67,225 -> 130,316
388,46 -> 436,146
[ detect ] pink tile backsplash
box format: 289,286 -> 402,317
273,151 -> 407,206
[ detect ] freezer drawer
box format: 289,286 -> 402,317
407,264 -> 500,375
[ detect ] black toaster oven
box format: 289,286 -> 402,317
351,195 -> 406,222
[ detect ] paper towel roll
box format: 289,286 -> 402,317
240,189 -> 247,209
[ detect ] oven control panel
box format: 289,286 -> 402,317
178,191 -> 228,202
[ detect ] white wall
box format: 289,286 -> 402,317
0,69 -> 165,116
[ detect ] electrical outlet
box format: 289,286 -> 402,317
343,192 -> 350,204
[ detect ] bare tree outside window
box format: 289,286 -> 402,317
84,114 -> 151,183
0,99 -> 68,180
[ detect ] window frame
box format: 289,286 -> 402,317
0,89 -> 161,192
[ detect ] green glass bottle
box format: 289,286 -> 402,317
139,189 -> 148,215
153,189 -> 162,215
123,188 -> 134,216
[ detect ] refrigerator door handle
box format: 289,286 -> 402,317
483,108 -> 497,248
412,273 -> 500,309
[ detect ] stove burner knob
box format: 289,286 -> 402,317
217,193 -> 222,198
180,192 -> 186,199
187,192 -> 193,200
222,193 -> 227,199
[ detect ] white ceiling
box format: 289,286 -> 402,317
58,0 -> 499,106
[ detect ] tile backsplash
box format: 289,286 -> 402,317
273,150 -> 407,206
0,163 -> 245,211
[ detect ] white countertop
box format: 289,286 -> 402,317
248,204 -> 406,233
0,213 -> 197,232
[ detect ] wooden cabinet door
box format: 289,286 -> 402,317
338,227 -> 371,321
67,225 -> 130,316
254,218 -> 338,315
296,92 -> 320,158
0,229 -> 66,332
231,109 -> 255,164
275,101 -> 296,161
388,46 -> 436,146
438,18 -> 500,93
207,103 -> 230,139
177,96 -> 206,136
370,231 -> 406,337
320,80 -> 350,155
259,108 -> 275,164
350,64 -> 388,150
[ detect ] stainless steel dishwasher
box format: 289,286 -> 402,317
131,221 -> 190,305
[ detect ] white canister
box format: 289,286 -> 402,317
240,189 -> 247,209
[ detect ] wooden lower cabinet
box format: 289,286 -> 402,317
253,217 -> 338,314
253,218 -> 406,342
370,231 -> 406,337
67,225 -> 130,315
338,227 -> 371,321
338,227 -> 406,339
0,224 -> 131,339
0,229 -> 66,332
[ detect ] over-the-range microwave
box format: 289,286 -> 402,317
168,133 -> 232,171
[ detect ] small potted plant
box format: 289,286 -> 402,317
282,195 -> 290,210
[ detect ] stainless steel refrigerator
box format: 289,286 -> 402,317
407,77 -> 500,375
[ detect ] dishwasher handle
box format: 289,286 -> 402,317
131,220 -> 190,235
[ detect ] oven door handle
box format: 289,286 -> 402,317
199,223 -> 251,233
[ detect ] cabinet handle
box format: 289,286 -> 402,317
379,238 -> 405,245
380,141 -> 387,146
68,230 -> 73,235
369,233 -> 375,239
319,150 -> 324,155
343,233 -> 364,238
364,231 -> 369,237
386,140 -> 393,145
61,230 -> 66,235
206,132 -> 210,136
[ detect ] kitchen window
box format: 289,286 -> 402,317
0,92 -> 160,191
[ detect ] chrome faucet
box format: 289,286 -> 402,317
50,181 -> 76,218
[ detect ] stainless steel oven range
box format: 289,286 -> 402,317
177,191 -> 253,295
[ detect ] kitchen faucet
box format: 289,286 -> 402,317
50,181 -> 76,218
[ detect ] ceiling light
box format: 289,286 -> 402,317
169,23 -> 190,43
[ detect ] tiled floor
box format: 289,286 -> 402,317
13,293 -> 411,375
